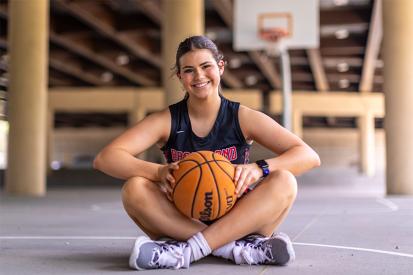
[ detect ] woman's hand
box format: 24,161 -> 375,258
157,162 -> 179,201
234,163 -> 262,197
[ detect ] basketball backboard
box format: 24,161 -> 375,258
234,0 -> 319,51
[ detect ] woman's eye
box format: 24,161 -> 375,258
183,69 -> 193,73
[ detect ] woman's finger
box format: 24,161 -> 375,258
169,162 -> 179,171
235,169 -> 247,194
234,165 -> 242,182
160,185 -> 167,194
166,174 -> 175,184
239,175 -> 253,196
165,182 -> 173,193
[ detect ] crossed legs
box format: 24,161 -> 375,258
122,169 -> 297,250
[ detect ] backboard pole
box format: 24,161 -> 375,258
279,48 -> 292,131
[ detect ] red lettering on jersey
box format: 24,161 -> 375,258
230,146 -> 237,160
170,147 -> 239,162
170,149 -> 191,162
214,146 -> 237,161
222,148 -> 230,159
171,149 -> 177,162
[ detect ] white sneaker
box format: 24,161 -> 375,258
129,236 -> 191,270
233,233 -> 295,265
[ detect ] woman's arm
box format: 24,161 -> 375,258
239,105 -> 321,176
93,108 -> 171,181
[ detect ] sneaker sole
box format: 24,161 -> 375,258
129,236 -> 152,270
269,233 -> 295,265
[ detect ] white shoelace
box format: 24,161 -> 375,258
240,242 -> 274,265
150,243 -> 187,269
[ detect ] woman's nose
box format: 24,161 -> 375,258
194,68 -> 204,78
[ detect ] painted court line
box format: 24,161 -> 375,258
1,236 -> 412,259
375,197 -> 399,211
294,242 -> 413,258
0,236 -> 136,240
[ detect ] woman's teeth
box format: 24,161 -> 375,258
193,81 -> 209,88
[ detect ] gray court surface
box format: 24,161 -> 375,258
1,167 -> 412,274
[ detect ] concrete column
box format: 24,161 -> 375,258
47,108 -> 54,175
6,0 -> 49,196
358,112 -> 375,177
162,0 -> 204,105
383,0 -> 413,194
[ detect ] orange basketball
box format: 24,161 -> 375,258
171,151 -> 237,222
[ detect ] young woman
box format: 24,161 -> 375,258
93,35 -> 320,270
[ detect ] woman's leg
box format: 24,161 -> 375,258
203,169 -> 297,250
126,169 -> 296,269
123,169 -> 297,245
122,176 -> 207,240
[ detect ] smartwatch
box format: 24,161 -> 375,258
255,159 -> 270,178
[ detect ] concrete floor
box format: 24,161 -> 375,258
1,167 -> 412,274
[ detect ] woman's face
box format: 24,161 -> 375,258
177,49 -> 224,99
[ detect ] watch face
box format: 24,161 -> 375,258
256,160 -> 269,168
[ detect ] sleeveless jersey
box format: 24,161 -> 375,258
161,96 -> 251,165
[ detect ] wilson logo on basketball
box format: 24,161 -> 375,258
199,191 -> 213,220
226,193 -> 234,211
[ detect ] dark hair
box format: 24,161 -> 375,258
174,35 -> 225,74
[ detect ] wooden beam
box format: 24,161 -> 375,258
221,70 -> 243,89
320,9 -> 371,25
268,91 -> 384,117
0,1 -> 6,15
133,0 -> 162,25
0,37 -> 7,49
49,88 -> 161,112
49,75 -> 76,86
0,34 -> 110,86
359,0 -> 383,93
306,48 -> 330,91
211,0 -> 233,27
321,47 -> 365,56
248,51 -> 281,89
49,58 -> 109,86
1,3 -> 156,86
48,87 -> 262,111
291,72 -> 383,84
50,32 -> 157,86
55,0 -> 161,68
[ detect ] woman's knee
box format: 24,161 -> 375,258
121,176 -> 156,209
266,169 -> 297,202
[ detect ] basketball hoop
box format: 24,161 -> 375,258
259,27 -> 290,57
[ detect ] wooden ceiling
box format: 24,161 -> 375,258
0,0 -> 383,127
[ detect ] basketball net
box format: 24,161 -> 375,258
259,27 -> 289,57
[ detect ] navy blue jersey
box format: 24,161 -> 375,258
161,96 -> 251,164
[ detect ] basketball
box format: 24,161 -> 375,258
171,151 -> 237,221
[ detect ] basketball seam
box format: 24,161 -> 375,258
190,164 -> 203,219
197,151 -> 221,220
172,159 -> 201,195
212,154 -> 235,185
172,160 -> 232,195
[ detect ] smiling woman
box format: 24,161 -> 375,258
93,35 -> 320,270
174,36 -> 225,101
